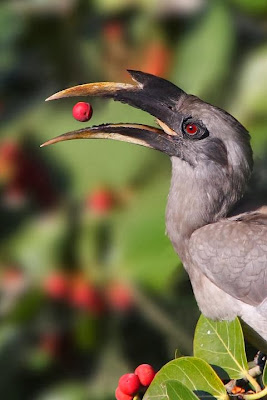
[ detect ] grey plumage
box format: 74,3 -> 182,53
165,95 -> 267,341
44,70 -> 267,343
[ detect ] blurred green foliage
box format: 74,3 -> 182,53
0,0 -> 266,399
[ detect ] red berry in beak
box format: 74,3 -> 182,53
72,102 -> 93,122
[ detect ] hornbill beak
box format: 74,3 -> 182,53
42,70 -> 185,156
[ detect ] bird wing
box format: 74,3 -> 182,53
189,213 -> 267,306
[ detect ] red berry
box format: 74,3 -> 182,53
0,141 -> 20,161
2,267 -> 23,284
72,102 -> 93,122
103,21 -> 123,42
115,387 -> 133,400
1,267 -> 25,292
43,272 -> 69,300
135,364 -> 156,386
141,41 -> 171,78
105,281 -> 133,312
118,373 -> 140,396
0,141 -> 21,182
69,279 -> 104,315
87,188 -> 114,215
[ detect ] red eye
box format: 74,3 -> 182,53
185,123 -> 198,135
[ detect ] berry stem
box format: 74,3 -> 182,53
245,374 -> 262,394
244,386 -> 267,400
133,286 -> 192,352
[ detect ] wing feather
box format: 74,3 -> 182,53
189,214 -> 267,306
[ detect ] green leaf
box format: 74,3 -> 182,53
230,0 -> 267,14
114,178 -> 181,291
163,380 -> 199,400
171,1 -> 234,98
143,357 -> 228,400
93,0 -> 135,12
73,314 -> 100,351
8,290 -> 44,323
230,46 -> 267,122
27,348 -> 54,371
2,212 -> 68,277
250,122 -> 267,157
194,315 -> 248,380
263,362 -> 267,387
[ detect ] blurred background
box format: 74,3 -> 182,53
0,0 -> 267,399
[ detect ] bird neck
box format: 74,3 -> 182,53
165,156 -> 247,260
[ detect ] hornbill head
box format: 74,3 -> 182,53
43,70 -> 253,212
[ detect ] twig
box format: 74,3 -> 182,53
244,387 -> 267,400
225,366 -> 264,398
133,286 -> 192,354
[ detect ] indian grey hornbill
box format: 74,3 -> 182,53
43,70 -> 267,343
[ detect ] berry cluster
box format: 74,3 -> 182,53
116,364 -> 156,400
0,140 -> 57,209
43,271 -> 133,315
43,272 -> 105,315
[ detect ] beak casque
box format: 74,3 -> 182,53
42,70 -> 185,156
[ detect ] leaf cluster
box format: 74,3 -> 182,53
144,315 -> 267,400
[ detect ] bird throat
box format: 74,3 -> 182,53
165,156 -> 234,261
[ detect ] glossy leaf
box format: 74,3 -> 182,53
194,315 -> 248,380
164,380 -> 200,400
143,357 -> 228,400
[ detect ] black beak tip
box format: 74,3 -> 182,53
127,69 -> 162,87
